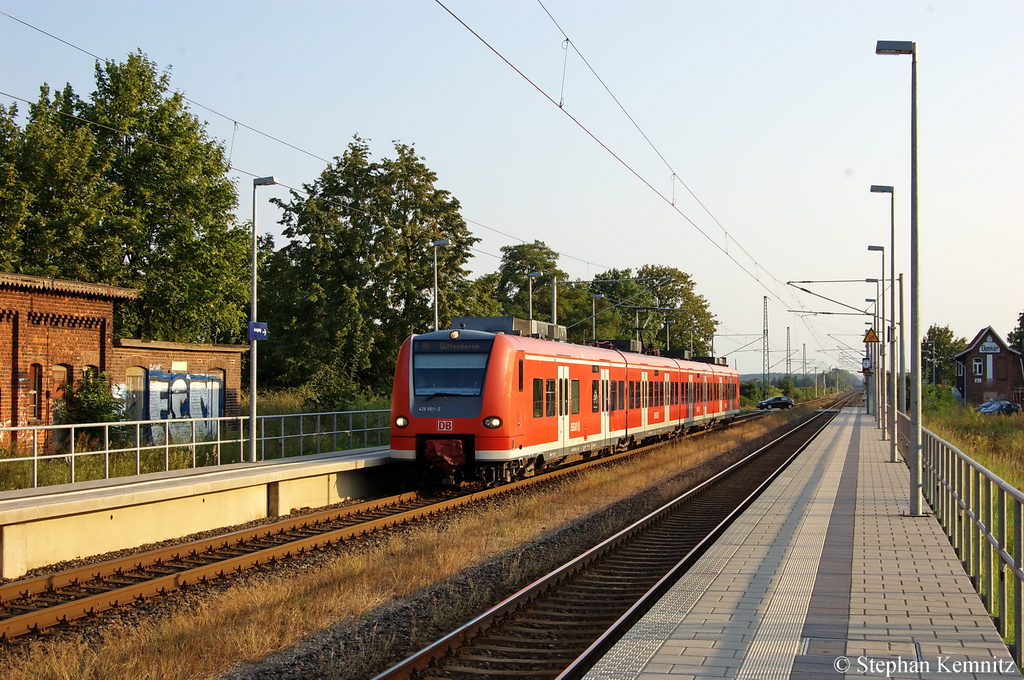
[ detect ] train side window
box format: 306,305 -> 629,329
618,380 -> 625,410
610,380 -> 617,412
571,379 -> 580,414
533,378 -> 543,417
545,379 -> 556,417
591,380 -> 599,413
518,360 -> 524,392
628,382 -> 634,409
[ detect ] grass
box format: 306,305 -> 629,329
0,412 -> 795,680
923,407 -> 1024,492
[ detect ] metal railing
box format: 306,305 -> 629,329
899,411 -> 1024,663
0,410 -> 389,491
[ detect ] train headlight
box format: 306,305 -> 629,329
394,416 -> 410,428
482,416 -> 502,429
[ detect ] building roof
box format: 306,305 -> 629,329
954,326 -> 1021,359
115,338 -> 247,354
0,272 -> 139,300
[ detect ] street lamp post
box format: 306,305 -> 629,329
431,239 -> 450,332
869,245 -> 886,438
249,176 -> 278,464
872,185 -> 898,462
527,271 -> 543,321
865,278 -> 880,419
877,38 -> 922,515
591,293 -> 604,340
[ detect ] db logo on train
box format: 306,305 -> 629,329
437,421 -> 454,432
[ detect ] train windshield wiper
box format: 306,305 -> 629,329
423,392 -> 466,401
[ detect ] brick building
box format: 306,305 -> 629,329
1,272 -> 246,429
954,326 -> 1024,406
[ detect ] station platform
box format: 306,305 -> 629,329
0,446 -> 394,579
586,407 -> 1021,679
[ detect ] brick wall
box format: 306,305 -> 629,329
0,285 -> 115,427
110,340 -> 246,417
0,273 -> 245,429
955,327 -> 1024,406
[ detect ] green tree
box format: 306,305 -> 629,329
636,264 -> 716,355
262,138 -> 479,402
1007,311 -> 1024,356
53,371 -> 125,425
495,241 -> 565,320
0,52 -> 250,343
922,325 -> 968,385
82,53 -> 248,341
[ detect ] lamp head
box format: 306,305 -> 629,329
867,245 -> 884,252
870,185 -> 894,194
431,239 -> 451,247
254,176 -> 278,187
875,40 -> 915,55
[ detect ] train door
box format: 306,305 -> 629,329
600,368 -> 610,441
640,371 -> 648,429
662,373 -> 670,423
686,373 -> 694,421
557,365 -> 570,456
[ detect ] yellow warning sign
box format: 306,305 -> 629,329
863,328 -> 880,343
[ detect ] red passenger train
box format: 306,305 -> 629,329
390,318 -> 741,484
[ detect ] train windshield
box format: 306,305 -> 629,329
413,339 -> 493,397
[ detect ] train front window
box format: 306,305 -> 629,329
412,340 -> 492,397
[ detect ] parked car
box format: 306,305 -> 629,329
975,400 -> 1022,415
756,396 -> 794,410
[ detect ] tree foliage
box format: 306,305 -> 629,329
260,138 -> 480,404
0,52 -> 249,342
922,324 -> 968,385
1008,311 -> 1024,355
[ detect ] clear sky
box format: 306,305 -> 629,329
3,1 -> 1022,376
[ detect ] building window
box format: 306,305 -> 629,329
126,367 -> 148,421
51,364 -> 71,402
30,364 -> 43,420
973,358 -> 984,376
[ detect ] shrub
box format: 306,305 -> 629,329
53,371 -> 125,425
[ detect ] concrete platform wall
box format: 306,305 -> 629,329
0,449 -> 397,579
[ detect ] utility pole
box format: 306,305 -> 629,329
786,327 -> 792,383
762,297 -> 770,400
802,344 -> 807,396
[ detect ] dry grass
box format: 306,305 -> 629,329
924,409 -> 1024,492
2,414 -> 786,680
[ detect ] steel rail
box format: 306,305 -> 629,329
0,403 -> 788,641
372,397 -> 851,679
0,410 -> 765,641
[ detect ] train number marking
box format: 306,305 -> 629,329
437,420 -> 454,432
570,422 -> 581,432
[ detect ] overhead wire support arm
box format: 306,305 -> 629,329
786,283 -> 872,315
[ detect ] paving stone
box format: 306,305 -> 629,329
583,408 -> 1021,679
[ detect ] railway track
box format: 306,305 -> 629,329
374,399 -> 852,680
0,408 -> 773,642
